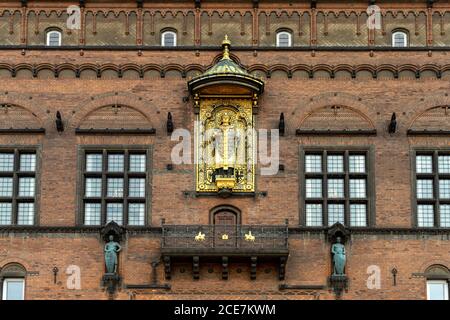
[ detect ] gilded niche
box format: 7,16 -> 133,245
197,99 -> 255,192
188,36 -> 264,195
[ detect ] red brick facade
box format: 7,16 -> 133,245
0,0 -> 449,300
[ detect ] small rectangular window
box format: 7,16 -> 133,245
305,155 -> 322,173
438,155 -> 450,174
328,204 -> 345,226
86,154 -> 103,172
2,279 -> 25,300
327,155 -> 344,173
306,179 -> 322,198
108,154 -> 124,172
0,153 -> 14,172
417,204 -> 434,227
427,280 -> 449,300
306,203 -> 322,226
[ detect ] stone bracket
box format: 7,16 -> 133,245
222,256 -> 229,280
163,256 -> 171,280
250,256 -> 257,280
101,273 -> 122,296
328,275 -> 348,298
279,256 -> 287,281
193,256 -> 200,280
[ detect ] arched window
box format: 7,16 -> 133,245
425,265 -> 450,300
276,31 -> 292,47
161,30 -> 177,47
392,30 -> 408,47
0,263 -> 27,300
46,29 -> 62,46
210,205 -> 241,225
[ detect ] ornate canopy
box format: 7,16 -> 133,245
187,36 -> 264,96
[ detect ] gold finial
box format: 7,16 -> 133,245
221,35 -> 231,60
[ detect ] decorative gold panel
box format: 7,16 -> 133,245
195,98 -> 255,193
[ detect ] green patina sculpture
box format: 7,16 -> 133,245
331,237 -> 346,275
104,235 -> 122,274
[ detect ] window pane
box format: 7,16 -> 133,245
4,279 -> 24,300
86,154 -> 102,172
417,204 -> 434,227
84,203 -> 101,226
85,178 -> 102,197
19,154 -> 36,172
106,203 -> 123,225
440,205 -> 450,228
393,33 -> 406,47
417,179 -> 433,199
349,179 -> 366,198
0,153 -> 14,172
438,155 -> 450,174
0,177 -> 13,197
0,203 -> 12,225
108,154 -> 124,172
328,179 -> 344,198
17,203 -> 34,225
306,179 -> 322,198
107,178 -> 124,198
306,204 -> 322,226
129,178 -> 145,198
350,204 -> 367,227
129,154 -> 146,172
328,204 -> 345,226
163,32 -> 175,46
349,155 -> 366,173
18,177 -> 35,197
416,155 -> 433,174
305,155 -> 321,173
48,32 -> 61,46
128,203 -> 145,226
439,180 -> 450,199
327,155 -> 344,173
277,33 -> 291,47
428,281 -> 449,300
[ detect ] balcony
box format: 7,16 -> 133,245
161,224 -> 289,280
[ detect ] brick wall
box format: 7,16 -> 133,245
0,29 -> 449,300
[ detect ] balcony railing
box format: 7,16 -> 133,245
161,224 -> 289,256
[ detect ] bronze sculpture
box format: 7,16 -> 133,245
104,235 -> 122,274
331,236 -> 346,275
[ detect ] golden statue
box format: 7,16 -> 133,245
189,36 -> 264,194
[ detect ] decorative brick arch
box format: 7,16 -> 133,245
419,260 -> 450,274
408,95 -> 450,131
70,92 -> 158,129
0,93 -> 46,128
295,92 -> 376,131
0,258 -> 32,273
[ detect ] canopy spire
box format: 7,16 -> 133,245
221,35 -> 231,61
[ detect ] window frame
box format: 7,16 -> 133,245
46,30 -> 62,47
299,146 -> 375,227
161,30 -> 177,47
2,278 -> 25,300
391,30 -> 408,48
427,280 -> 449,300
276,31 -> 292,47
0,146 -> 41,226
412,149 -> 450,228
77,145 -> 152,227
